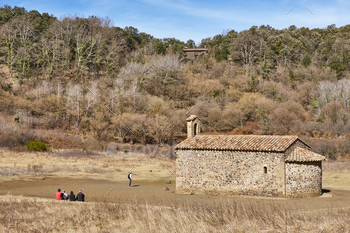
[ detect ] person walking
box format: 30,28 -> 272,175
69,191 -> 76,201
76,190 -> 85,202
128,171 -> 132,187
56,189 -> 62,200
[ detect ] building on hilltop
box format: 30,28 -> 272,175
175,115 -> 326,197
183,45 -> 208,60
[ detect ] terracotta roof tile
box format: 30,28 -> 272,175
286,147 -> 325,162
175,135 -> 306,152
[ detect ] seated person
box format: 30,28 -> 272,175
56,189 -> 62,200
62,190 -> 68,200
76,190 -> 85,202
69,191 -> 76,201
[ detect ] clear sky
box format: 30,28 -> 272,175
4,0 -> 350,44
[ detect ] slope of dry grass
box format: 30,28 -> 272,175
0,194 -> 349,233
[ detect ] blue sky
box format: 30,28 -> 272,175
4,0 -> 350,44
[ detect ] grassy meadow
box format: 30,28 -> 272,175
0,194 -> 349,232
0,149 -> 350,232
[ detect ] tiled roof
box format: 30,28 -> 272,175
183,48 -> 208,51
186,115 -> 198,121
175,135 -> 307,152
286,147 -> 325,162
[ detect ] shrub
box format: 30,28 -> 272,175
26,141 -> 48,152
0,115 -> 42,148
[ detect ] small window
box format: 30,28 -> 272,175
264,166 -> 267,174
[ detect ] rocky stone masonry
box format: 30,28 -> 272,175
176,116 -> 325,198
176,139 -> 324,198
176,149 -> 285,197
286,161 -> 322,197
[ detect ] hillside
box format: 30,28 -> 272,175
1,5 -> 350,160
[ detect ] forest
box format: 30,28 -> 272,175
1,5 -> 350,160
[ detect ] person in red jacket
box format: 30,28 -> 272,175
56,188 -> 63,200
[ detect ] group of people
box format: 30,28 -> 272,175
55,171 -> 132,201
56,189 -> 85,202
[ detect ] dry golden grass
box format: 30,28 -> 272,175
322,161 -> 350,191
2,150 -> 350,191
323,172 -> 350,191
2,149 -> 350,193
0,194 -> 349,233
0,149 -> 175,183
2,150 -> 350,232
323,161 -> 350,172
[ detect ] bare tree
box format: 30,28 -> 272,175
32,81 -> 52,100
13,18 -> 34,81
1,21 -> 18,79
85,82 -> 99,115
112,113 -> 134,142
130,79 -> 139,108
340,79 -> 350,110
66,82 -> 83,122
240,43 -> 258,68
73,17 -> 105,78
57,82 -> 63,98
270,107 -> 297,133
40,30 -> 66,79
132,114 -> 152,145
151,115 -> 172,145
318,81 -> 333,106
108,78 -> 125,111
312,80 -> 350,111
230,29 -> 265,68
147,54 -> 182,95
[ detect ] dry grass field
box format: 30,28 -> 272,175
0,149 -> 176,184
1,194 -> 350,233
1,149 -> 350,232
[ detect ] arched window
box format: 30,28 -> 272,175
264,166 -> 267,174
194,123 -> 197,136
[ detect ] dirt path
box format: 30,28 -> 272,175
1,178 -> 349,210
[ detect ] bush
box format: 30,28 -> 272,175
26,141 -> 48,152
0,115 -> 42,148
308,138 -> 350,160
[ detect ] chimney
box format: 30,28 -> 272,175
186,115 -> 200,139
204,45 -> 207,49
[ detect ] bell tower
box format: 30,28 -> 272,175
186,115 -> 200,139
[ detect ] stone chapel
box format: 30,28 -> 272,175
175,115 -> 326,197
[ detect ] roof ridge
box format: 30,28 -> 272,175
176,134 -> 302,152
195,134 -> 298,137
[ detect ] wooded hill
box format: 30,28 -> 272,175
1,5 -> 350,160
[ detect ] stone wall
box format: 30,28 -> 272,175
285,161 -> 322,197
285,140 -> 323,197
176,149 -> 285,197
